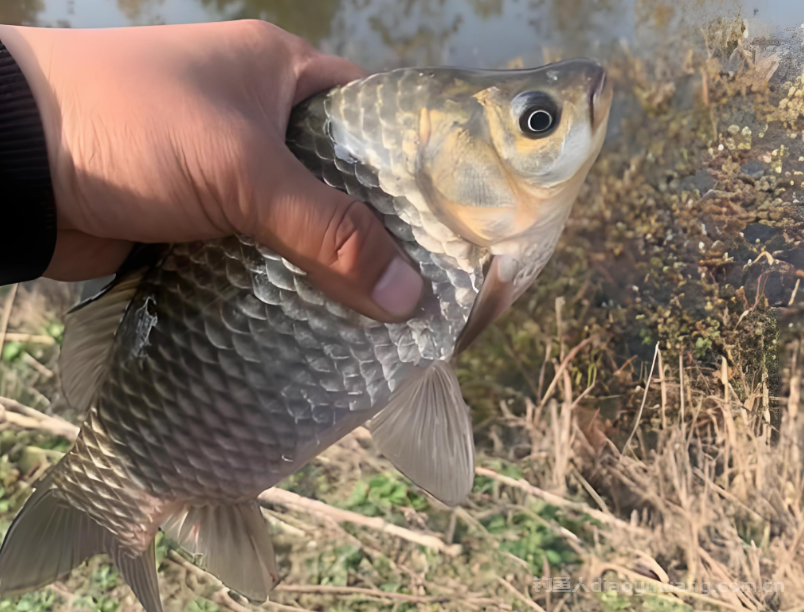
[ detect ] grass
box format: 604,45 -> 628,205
0,15 -> 802,612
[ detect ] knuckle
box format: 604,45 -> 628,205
320,199 -> 374,275
284,30 -> 318,61
229,20 -> 293,58
232,19 -> 275,38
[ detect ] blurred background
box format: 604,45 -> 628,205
1,0 -> 802,69
2,1 -> 804,612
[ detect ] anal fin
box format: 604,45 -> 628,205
162,501 -> 278,601
115,541 -> 162,612
370,361 -> 475,507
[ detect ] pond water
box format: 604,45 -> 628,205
0,0 -> 802,70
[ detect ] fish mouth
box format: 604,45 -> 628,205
589,64 -> 612,131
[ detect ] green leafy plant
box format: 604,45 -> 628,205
342,473 -> 430,516
484,504 -> 578,573
91,565 -> 120,593
304,544 -> 365,587
0,591 -> 55,612
45,322 -> 64,344
183,598 -> 220,612
473,460 -> 523,494
1,342 -> 22,363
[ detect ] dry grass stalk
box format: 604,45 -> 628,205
620,342 -> 659,461
0,284 -> 18,362
2,333 -> 56,346
166,552 -> 316,612
495,575 -> 547,611
259,488 -> 462,556
0,396 -> 79,440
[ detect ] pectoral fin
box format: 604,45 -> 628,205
370,362 -> 475,507
454,255 -> 517,354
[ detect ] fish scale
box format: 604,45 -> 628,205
55,211 -> 478,543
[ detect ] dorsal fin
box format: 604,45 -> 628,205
60,245 -> 163,412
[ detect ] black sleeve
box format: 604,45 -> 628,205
0,38 -> 57,286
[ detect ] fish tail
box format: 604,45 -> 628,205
0,470 -> 163,612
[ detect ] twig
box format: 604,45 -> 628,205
3,333 -> 57,346
0,397 -> 79,440
22,352 -> 54,379
26,386 -> 51,408
474,467 -> 640,534
50,581 -> 78,609
259,488 -> 462,556
210,588 -> 295,612
790,278 -> 801,306
658,346 -> 667,429
167,552 -> 314,612
679,352 -> 686,441
773,520 -> 804,586
620,343 -> 659,461
495,576 -> 546,612
613,355 -> 637,377
537,337 -> 596,411
0,284 -> 18,362
691,467 -> 767,523
275,584 -> 449,604
570,465 -> 610,514
594,563 -> 746,611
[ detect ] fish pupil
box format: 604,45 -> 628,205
517,93 -> 559,137
527,110 -> 553,132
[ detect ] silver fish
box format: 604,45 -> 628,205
0,59 -> 612,611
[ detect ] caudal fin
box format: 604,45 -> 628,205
0,476 -> 163,612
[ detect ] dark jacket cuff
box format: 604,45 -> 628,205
0,38 -> 57,286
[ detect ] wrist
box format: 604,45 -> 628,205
0,26 -> 65,193
0,27 -> 57,284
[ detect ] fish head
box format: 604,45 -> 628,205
478,59 -> 612,193
477,58 -> 612,288
427,59 -> 612,352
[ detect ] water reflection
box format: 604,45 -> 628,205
533,0 -> 625,49
199,0 -> 340,45
117,0 -> 165,24
0,0 -> 44,27
2,0 -> 803,70
360,0 -> 464,66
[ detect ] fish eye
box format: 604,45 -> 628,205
517,93 -> 560,137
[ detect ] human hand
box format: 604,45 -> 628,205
0,20 -> 423,321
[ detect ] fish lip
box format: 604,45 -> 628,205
589,64 -> 611,131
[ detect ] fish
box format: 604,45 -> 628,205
0,59 -> 612,611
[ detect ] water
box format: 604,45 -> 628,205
1,0 -> 802,71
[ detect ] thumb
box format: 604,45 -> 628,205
253,152 -> 424,323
